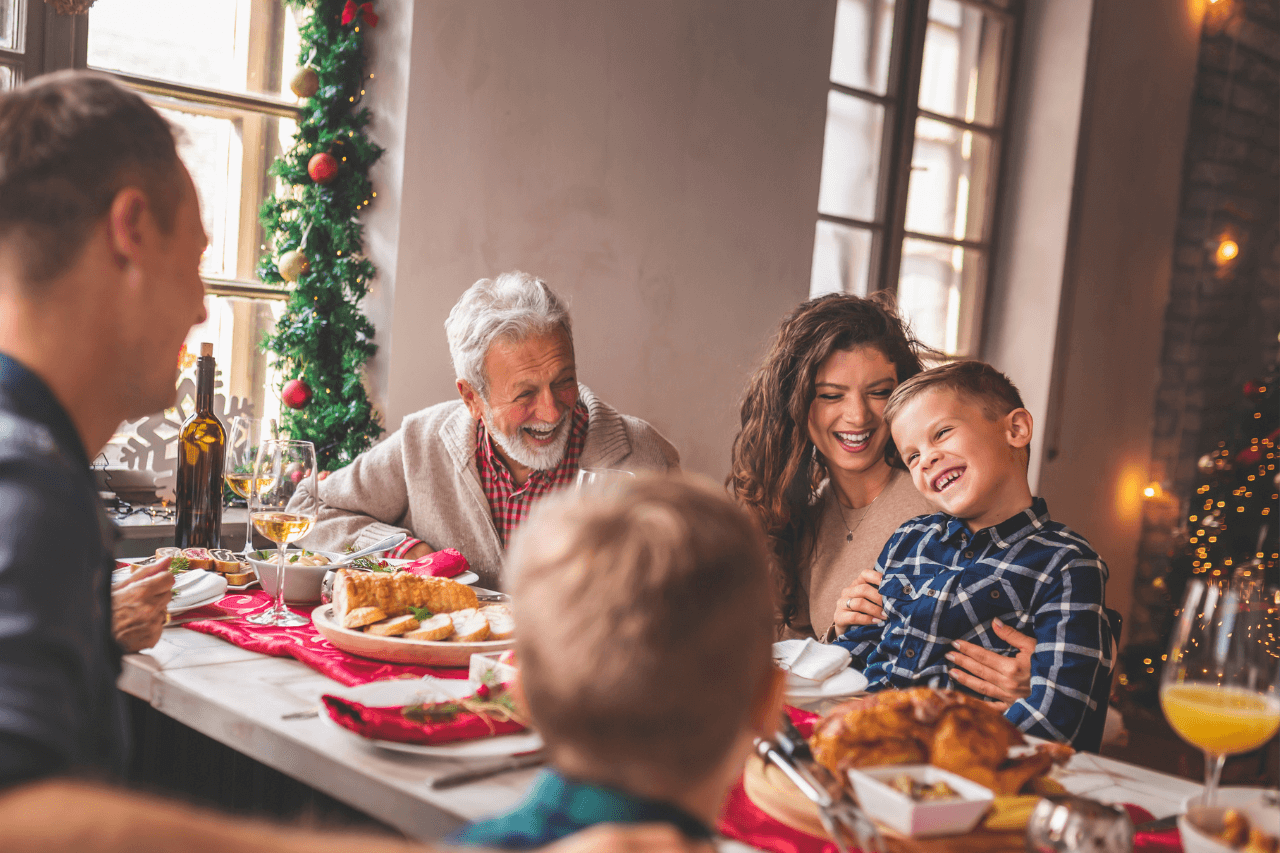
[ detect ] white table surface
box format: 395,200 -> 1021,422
120,628 -> 1203,842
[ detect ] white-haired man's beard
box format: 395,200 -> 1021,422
482,402 -> 572,471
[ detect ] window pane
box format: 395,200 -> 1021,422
904,117 -> 993,243
919,0 -> 1005,126
0,0 -> 16,52
818,91 -> 885,224
87,0 -> 301,99
831,0 -> 894,95
184,295 -> 286,427
155,103 -> 294,280
811,220 -> 874,298
0,65 -> 13,91
897,238 -> 983,355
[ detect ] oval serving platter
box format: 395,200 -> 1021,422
311,604 -> 514,667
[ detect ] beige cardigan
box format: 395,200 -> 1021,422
296,386 -> 680,588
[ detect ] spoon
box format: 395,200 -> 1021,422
330,532 -> 408,568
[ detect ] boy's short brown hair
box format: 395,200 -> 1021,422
506,474 -> 774,791
883,360 -> 1026,426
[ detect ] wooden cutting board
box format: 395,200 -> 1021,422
741,756 -> 1039,853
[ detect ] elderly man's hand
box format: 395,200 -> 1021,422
401,542 -> 432,560
112,558 -> 174,653
945,618 -> 1035,710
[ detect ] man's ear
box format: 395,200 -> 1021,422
1005,407 -> 1033,450
106,187 -> 151,267
457,378 -> 485,421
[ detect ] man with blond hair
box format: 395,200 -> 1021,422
301,271 -> 679,587
454,474 -> 784,847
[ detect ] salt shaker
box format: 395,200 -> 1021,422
1026,794 -> 1134,853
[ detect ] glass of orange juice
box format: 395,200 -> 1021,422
1160,580 -> 1280,806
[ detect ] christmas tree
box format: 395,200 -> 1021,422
258,0 -> 384,471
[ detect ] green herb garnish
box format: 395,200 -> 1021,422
169,555 -> 190,574
351,556 -> 393,572
409,605 -> 433,620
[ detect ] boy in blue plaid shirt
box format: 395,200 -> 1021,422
834,361 -> 1113,751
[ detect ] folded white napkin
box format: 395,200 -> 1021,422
773,638 -> 852,684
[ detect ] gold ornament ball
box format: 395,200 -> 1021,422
290,66 -> 320,98
278,249 -> 310,282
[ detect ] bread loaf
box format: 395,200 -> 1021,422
332,569 -> 478,624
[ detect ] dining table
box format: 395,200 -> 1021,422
119,624 -> 1206,847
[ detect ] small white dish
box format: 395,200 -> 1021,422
248,548 -> 336,604
1179,787 -> 1280,853
321,676 -> 542,758
847,764 -> 994,838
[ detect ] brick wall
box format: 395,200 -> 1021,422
1129,0 -> 1280,647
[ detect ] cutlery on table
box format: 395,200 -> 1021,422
430,750 -> 546,789
754,737 -> 883,853
331,532 -> 408,568
281,708 -> 320,720
166,613 -> 241,628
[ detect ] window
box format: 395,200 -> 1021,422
811,0 -> 1020,355
1,1 -> 301,430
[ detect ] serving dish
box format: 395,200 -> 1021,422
1179,787 -> 1280,853
312,604 -> 515,666
847,764 -> 994,838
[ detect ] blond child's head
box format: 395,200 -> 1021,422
505,473 -> 780,810
883,361 -> 1035,532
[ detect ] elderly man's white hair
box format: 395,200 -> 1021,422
445,271 -> 573,398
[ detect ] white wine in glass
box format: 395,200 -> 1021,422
246,439 -> 316,628
1159,579 -> 1280,806
225,417 -> 275,555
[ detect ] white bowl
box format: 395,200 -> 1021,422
847,764 -> 994,838
247,548 -> 340,604
1179,788 -> 1280,853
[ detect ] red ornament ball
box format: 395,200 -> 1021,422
308,152 -> 339,185
282,378 -> 312,409
318,470 -> 330,481
289,470 -> 304,485
1243,380 -> 1261,398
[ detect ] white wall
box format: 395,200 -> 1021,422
364,0 -> 835,479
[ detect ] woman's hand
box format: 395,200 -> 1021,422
832,569 -> 885,631
946,618 -> 1035,710
112,559 -> 174,653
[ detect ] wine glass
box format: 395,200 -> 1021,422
246,439 -> 317,627
1160,578 -> 1280,806
574,468 -> 636,490
225,417 -> 275,555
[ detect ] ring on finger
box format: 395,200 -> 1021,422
846,597 -> 855,611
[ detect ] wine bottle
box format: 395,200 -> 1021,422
175,343 -> 227,548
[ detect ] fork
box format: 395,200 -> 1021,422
754,738 -> 884,853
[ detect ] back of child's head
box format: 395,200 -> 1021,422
506,473 -> 775,792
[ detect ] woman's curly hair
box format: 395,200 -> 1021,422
728,292 -> 933,629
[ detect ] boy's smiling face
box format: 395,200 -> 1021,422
891,387 -> 1034,532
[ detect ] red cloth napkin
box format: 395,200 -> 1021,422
401,548 -> 470,578
1127,804 -> 1183,853
176,591 -> 469,685
321,693 -> 526,745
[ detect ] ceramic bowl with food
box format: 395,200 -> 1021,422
1179,788 -> 1280,853
247,548 -> 341,604
847,764 -> 994,838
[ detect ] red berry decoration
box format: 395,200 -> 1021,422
282,378 -> 312,409
308,152 -> 339,185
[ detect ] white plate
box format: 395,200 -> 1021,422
321,676 -> 543,758
167,573 -> 228,614
784,667 -> 868,700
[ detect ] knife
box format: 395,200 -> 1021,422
430,750 -> 546,789
166,613 -> 240,627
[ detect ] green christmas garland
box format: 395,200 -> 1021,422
258,0 -> 384,470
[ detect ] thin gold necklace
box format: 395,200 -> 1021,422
833,482 -> 886,543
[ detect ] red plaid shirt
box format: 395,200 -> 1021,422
389,402 -> 589,557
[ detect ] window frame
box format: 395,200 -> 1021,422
817,0 -> 1023,356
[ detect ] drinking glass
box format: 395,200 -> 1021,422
225,417 -> 275,555
574,468 -> 636,490
246,439 -> 316,627
1160,578 -> 1280,805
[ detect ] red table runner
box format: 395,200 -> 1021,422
175,591 -> 468,686
715,708 -> 1183,853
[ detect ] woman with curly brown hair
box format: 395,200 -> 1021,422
729,293 -> 1035,707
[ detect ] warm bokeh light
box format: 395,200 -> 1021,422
1216,239 -> 1239,263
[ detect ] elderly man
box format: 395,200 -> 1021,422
301,272 -> 679,586
0,72 -> 702,853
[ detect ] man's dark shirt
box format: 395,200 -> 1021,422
0,353 -> 127,788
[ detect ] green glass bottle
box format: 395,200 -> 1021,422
174,343 -> 226,548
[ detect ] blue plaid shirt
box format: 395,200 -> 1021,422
834,498 -> 1113,751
